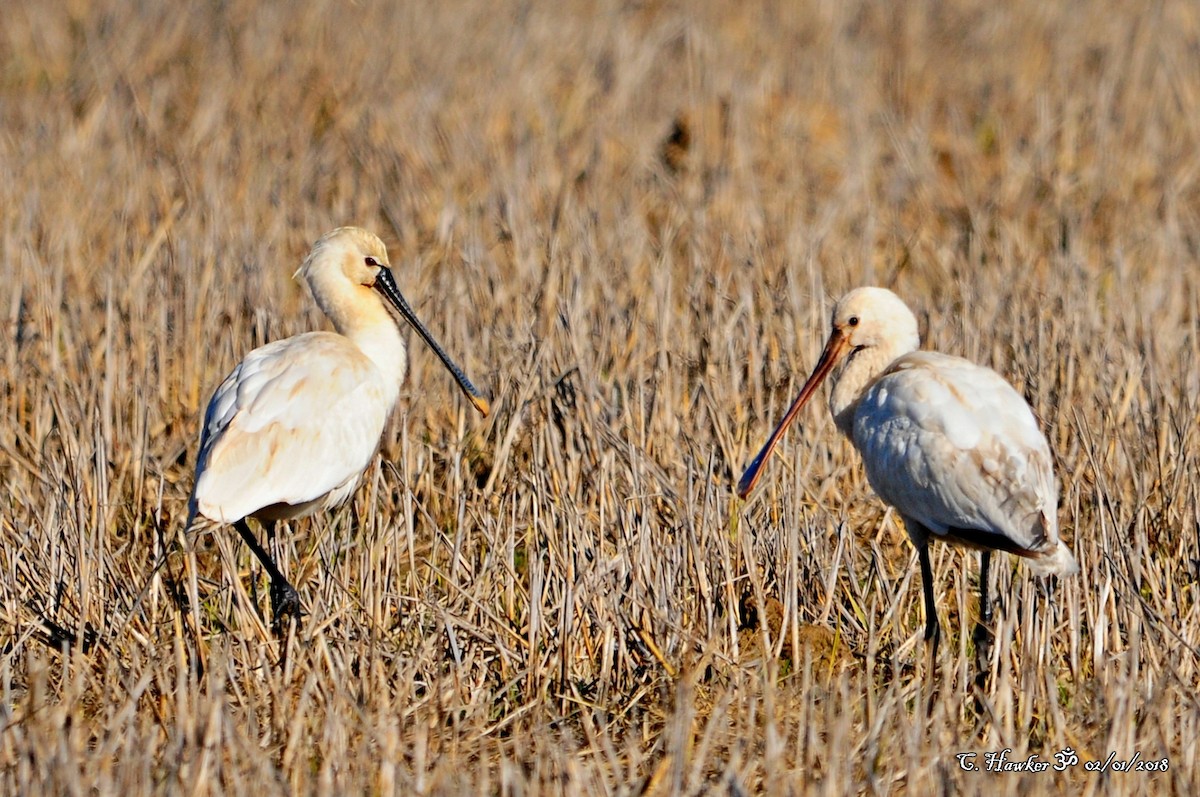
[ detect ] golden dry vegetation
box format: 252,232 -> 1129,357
2,0 -> 1199,793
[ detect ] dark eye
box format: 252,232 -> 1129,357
847,316 -> 859,327
364,256 -> 379,267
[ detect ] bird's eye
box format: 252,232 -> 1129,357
364,256 -> 379,267
847,316 -> 859,327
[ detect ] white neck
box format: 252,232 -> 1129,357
830,340 -> 915,437
347,318 -> 408,401
310,274 -> 409,401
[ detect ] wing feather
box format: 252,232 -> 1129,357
190,332 -> 391,523
852,351 -> 1057,551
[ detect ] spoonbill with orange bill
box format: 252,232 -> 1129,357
738,287 -> 1077,651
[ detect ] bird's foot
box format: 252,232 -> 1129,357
269,579 -> 304,635
972,619 -> 994,649
973,621 -> 993,665
971,621 -> 995,715
972,619 -> 994,685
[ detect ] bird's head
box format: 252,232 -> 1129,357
295,227 -> 490,417
829,287 -> 920,357
736,286 -> 920,499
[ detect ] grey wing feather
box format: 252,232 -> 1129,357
852,352 -> 1057,551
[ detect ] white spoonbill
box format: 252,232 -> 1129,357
185,227 -> 490,631
737,287 -> 1077,649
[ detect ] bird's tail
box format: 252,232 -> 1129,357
1026,539 -> 1080,576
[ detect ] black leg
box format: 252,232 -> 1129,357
918,543 -> 941,656
233,518 -> 302,632
972,550 -> 995,707
972,550 -> 995,658
979,550 -> 993,623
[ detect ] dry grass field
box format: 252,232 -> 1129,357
3,0 -> 1200,793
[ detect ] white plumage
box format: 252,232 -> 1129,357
193,333 -> 394,524
186,227 -> 489,631
739,287 -> 1077,648
853,351 -> 1074,574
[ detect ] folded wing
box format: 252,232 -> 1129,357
191,331 -> 391,523
852,351 -> 1058,554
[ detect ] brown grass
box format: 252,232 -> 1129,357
3,0 -> 1199,793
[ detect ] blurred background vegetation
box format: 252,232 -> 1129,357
1,0 -> 1198,793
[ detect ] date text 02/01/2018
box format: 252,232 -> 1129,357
955,748 -> 1169,774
